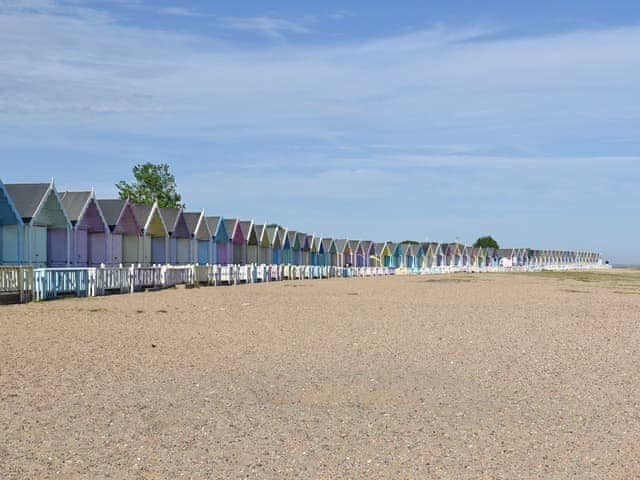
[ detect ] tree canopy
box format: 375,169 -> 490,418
473,235 -> 499,249
116,162 -> 183,208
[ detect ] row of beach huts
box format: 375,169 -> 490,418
0,180 -> 605,302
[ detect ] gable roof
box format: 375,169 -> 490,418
183,212 -> 202,235
347,240 -> 359,252
285,230 -> 297,248
252,223 -> 265,243
59,191 -> 91,224
265,225 -> 279,245
205,216 -> 221,237
238,220 -> 253,239
360,240 -> 373,254
334,239 -> 349,253
321,238 -> 334,251
131,204 -> 153,229
0,180 -> 23,226
97,199 -> 127,228
296,232 -> 308,250
223,218 -> 238,237
159,207 -> 181,233
4,183 -> 50,221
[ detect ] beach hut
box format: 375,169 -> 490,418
371,243 -> 385,267
347,240 -> 360,267
414,243 -> 425,269
160,207 -> 191,265
396,242 -> 418,268
131,203 -> 168,265
0,179 -> 24,264
494,248 -> 512,268
229,219 -> 248,265
308,236 -> 320,266
321,238 -> 336,266
380,242 -> 395,267
281,230 -> 295,265
59,191 -> 109,266
392,243 -> 404,268
184,211 -> 211,265
215,218 -> 236,265
246,223 -> 262,264
298,233 -> 311,265
206,216 -> 226,264
97,199 -> 140,265
263,225 -> 283,264
421,242 -> 439,269
333,239 -> 350,267
359,241 -> 373,267
466,247 -> 478,269
258,224 -> 273,264
441,243 -> 464,268
5,182 -> 71,267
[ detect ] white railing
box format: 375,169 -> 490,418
94,266 -> 130,295
0,266 -> 33,303
163,265 -> 194,287
33,267 -> 93,301
3,261 -> 607,303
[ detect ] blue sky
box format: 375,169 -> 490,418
1,0 -> 639,263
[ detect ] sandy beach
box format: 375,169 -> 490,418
2,271 -> 640,479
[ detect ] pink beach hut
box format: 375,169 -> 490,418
60,191 -> 109,266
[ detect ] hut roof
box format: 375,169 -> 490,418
334,239 -> 348,253
347,240 -> 360,252
223,218 -> 238,236
296,232 -> 307,249
183,212 -> 203,235
59,191 -> 91,225
265,225 -> 279,244
205,216 -> 221,236
285,230 -> 297,247
373,242 -> 385,255
321,238 -> 334,250
131,204 -> 153,227
252,223 -> 265,241
97,199 -> 127,228
159,207 -> 181,233
238,220 -> 252,238
4,183 -> 50,221
360,240 -> 373,253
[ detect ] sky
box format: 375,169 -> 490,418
1,1 -> 639,264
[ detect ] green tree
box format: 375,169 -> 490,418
473,235 -> 499,249
116,163 -> 184,208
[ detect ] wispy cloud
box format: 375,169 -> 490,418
220,15 -> 312,37
157,6 -> 208,17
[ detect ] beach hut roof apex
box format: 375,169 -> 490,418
238,220 -> 253,238
97,199 -> 131,230
59,191 -> 92,224
4,183 -> 51,222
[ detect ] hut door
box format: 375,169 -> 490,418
197,241 -> 209,264
123,235 -> 138,264
88,232 -> 106,266
151,237 -> 165,264
47,228 -> 67,266
176,238 -> 190,264
32,226 -> 47,266
111,234 -> 123,265
75,229 -> 88,266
